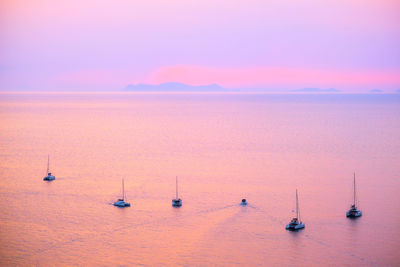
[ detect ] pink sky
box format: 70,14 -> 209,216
1,0 -> 399,92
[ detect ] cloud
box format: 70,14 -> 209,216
124,82 -> 225,92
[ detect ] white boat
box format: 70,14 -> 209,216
346,173 -> 362,218
172,176 -> 182,207
241,198 -> 247,205
114,179 -> 131,207
43,155 -> 56,181
286,189 -> 305,230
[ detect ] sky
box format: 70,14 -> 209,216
1,0 -> 399,92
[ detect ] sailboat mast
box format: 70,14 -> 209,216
353,172 -> 356,206
122,179 -> 125,201
176,176 -> 178,199
296,189 -> 299,219
47,155 -> 50,174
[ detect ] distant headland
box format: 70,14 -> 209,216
291,88 -> 340,93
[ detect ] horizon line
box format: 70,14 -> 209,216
1,91 -> 399,95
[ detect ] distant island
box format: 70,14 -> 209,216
124,82 -> 227,92
369,89 -> 383,93
292,88 -> 340,93
123,83 -> 392,94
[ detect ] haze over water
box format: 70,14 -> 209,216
0,93 -> 399,266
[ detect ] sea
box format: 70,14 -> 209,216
0,92 -> 399,266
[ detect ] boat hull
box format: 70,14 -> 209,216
43,175 -> 55,181
286,223 -> 305,230
172,198 -> 182,207
113,201 -> 130,207
346,210 -> 362,217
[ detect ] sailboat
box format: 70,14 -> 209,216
172,176 -> 182,207
113,179 -> 131,207
286,189 -> 305,230
346,173 -> 362,218
43,155 -> 56,181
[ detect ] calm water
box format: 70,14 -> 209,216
0,93 -> 399,266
